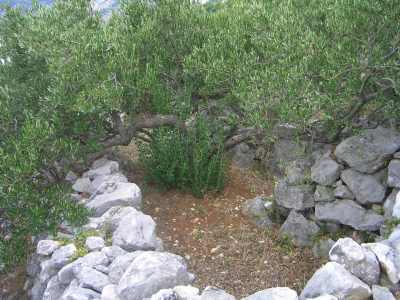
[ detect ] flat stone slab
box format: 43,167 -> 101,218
341,169 -> 386,205
334,126 -> 400,174
315,200 -> 384,231
85,182 -> 142,217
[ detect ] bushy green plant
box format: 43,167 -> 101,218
139,116 -> 226,197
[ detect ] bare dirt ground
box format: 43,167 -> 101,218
119,145 -> 322,298
0,266 -> 27,300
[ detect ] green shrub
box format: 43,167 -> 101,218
140,116 -> 226,197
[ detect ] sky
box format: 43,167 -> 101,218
0,0 -> 53,7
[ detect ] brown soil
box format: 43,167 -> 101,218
119,145 -> 322,298
0,266 -> 27,300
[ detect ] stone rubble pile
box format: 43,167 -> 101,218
26,125 -> 400,299
241,126 -> 400,299
245,126 -> 400,244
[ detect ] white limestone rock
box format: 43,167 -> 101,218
112,210 -> 162,251
60,279 -> 101,300
372,285 -> 396,300
39,244 -> 77,283
85,182 -> 142,217
300,262 -> 371,300
37,240 -> 61,256
315,200 -> 384,231
58,251 -> 109,285
101,284 -> 121,300
72,177 -> 92,194
363,242 -> 400,284
86,236 -> 106,252
84,160 -> 119,180
341,169 -> 386,205
200,287 -> 235,300
334,127 -> 400,174
329,238 -> 380,285
42,275 -> 67,300
76,266 -> 111,293
311,157 -> 341,186
117,251 -> 194,300
242,287 -> 298,300
388,160 -> 400,188
108,251 -> 145,284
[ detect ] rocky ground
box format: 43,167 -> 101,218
138,166 -> 321,297
5,125 -> 400,299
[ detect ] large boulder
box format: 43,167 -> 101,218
315,200 -> 384,231
242,287 -> 298,300
117,252 -> 194,300
300,262 -> 371,300
274,180 -> 314,210
108,251 -> 145,284
86,182 -> 142,217
311,157 -> 341,186
363,242 -> 400,284
329,238 -> 380,285
340,169 -> 386,205
279,211 -> 320,247
388,160 -> 400,188
334,127 -> 400,174
112,210 -> 162,251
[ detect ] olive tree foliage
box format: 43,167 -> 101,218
0,0 -> 399,268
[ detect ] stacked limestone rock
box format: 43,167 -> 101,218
267,126 -> 400,248
25,158 -> 220,300
240,126 -> 400,299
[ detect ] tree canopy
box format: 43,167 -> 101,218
0,0 -> 399,269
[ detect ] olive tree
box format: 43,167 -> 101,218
0,0 -> 398,269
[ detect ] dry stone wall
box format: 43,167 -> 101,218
26,126 -> 400,299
